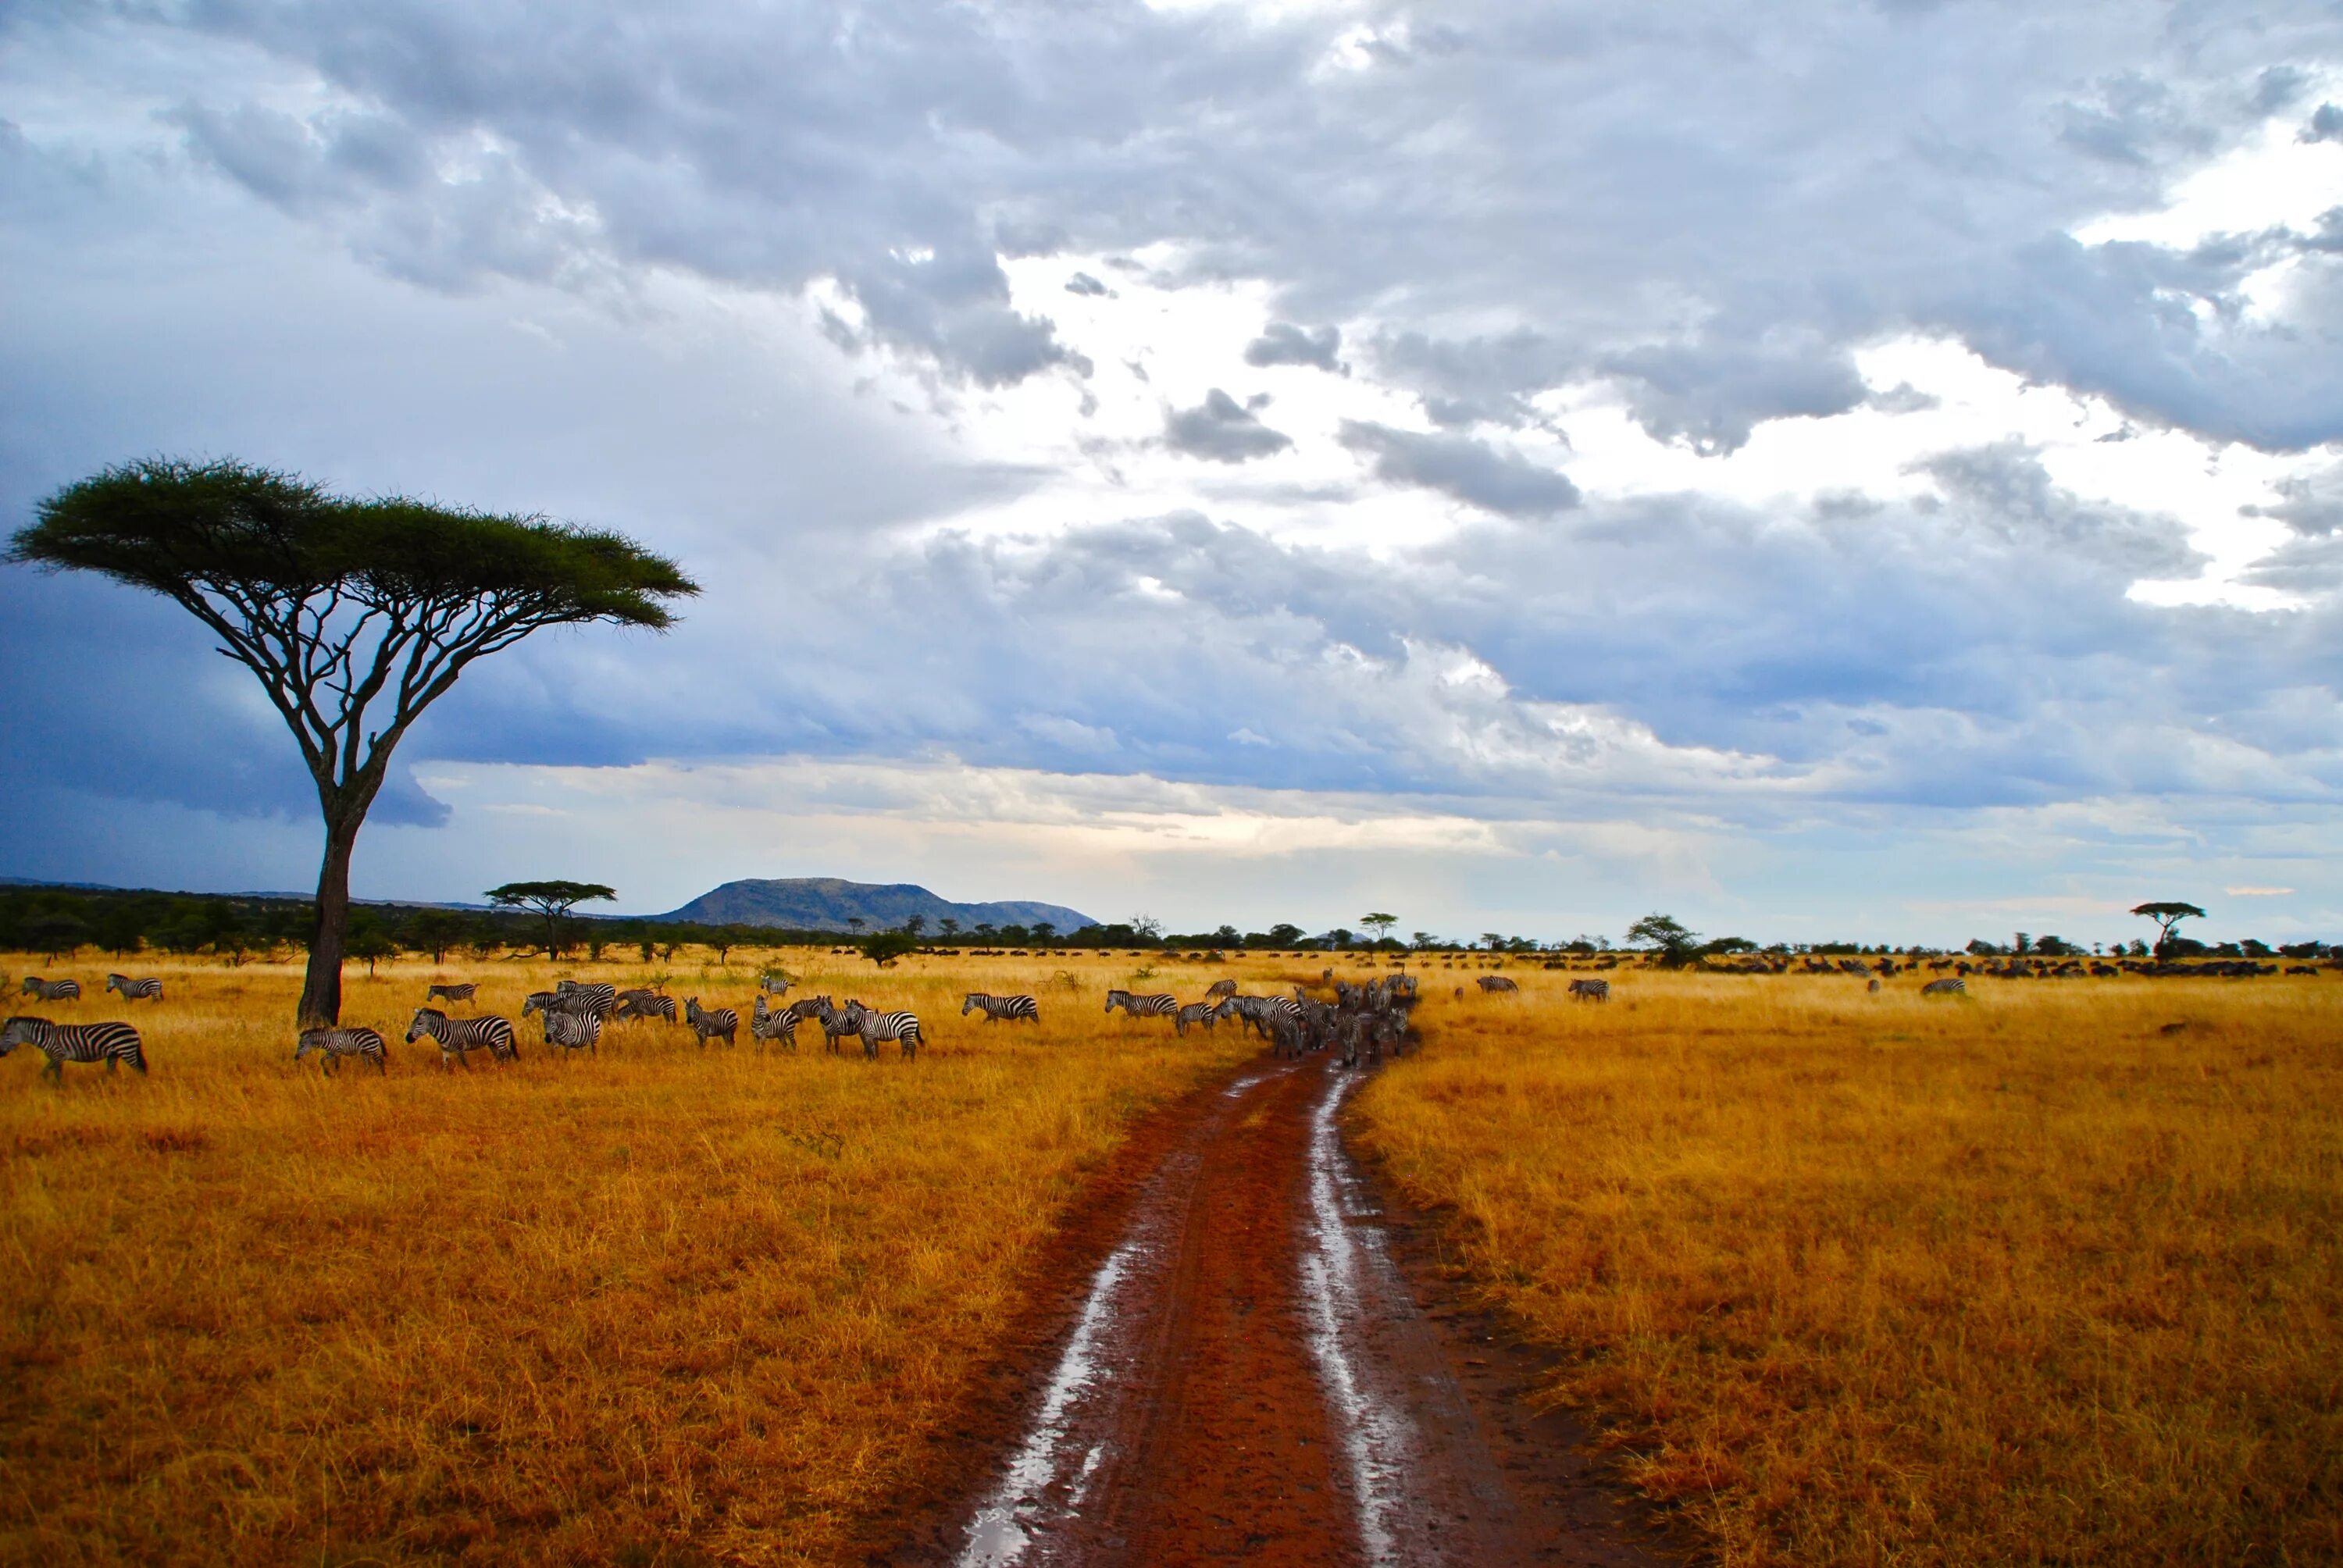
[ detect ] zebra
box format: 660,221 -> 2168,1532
1567,978 -> 1610,1003
843,1000 -> 922,1060
759,974 -> 792,997
1173,1000 -> 1225,1037
296,1026 -> 388,1075
552,981 -> 618,1020
795,996 -> 861,1054
1921,978 -> 1967,997
614,991 -> 677,1024
106,974 -> 164,1001
750,995 -> 797,1050
3,1016 -> 146,1078
404,1007 -> 518,1070
426,982 -> 477,1005
1476,975 -> 1519,993
542,1008 -> 603,1055
1204,978 -> 1238,1001
684,997 -> 738,1047
1226,994 -> 1302,1041
962,992 -> 1040,1024
20,978 -> 80,1002
1104,989 -> 1178,1018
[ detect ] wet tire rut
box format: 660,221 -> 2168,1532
923,1053 -> 1678,1567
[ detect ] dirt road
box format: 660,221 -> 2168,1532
929,1052 -> 1676,1567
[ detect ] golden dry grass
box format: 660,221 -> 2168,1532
0,947 -> 1266,1567
1354,970 -> 2343,1566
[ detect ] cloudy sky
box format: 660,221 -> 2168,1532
5,1 -> 2342,946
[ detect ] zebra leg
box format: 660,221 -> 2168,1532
44,1053 -> 62,1081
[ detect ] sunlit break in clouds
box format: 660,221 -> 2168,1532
4,2 -> 2341,946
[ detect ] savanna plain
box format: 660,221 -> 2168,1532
3,950 -> 2338,1566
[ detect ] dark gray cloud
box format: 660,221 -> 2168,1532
2302,103 -> 2343,143
1065,271 -> 1112,297
1244,322 -> 1344,372
1164,389 -> 1292,463
1339,421 -> 1580,518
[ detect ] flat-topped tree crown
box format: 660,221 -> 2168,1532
2131,900 -> 2207,956
12,458 -> 696,1026
486,882 -> 618,959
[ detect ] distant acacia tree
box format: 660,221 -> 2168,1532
937,917 -> 961,940
1625,913 -> 1701,968
1361,913 -> 1398,946
487,881 -> 617,958
403,909 -> 470,965
14,458 -> 694,1026
2131,901 -> 2207,957
860,929 -> 918,966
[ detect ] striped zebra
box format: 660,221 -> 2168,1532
1104,989 -> 1178,1019
962,992 -> 1040,1024
107,974 -> 164,1001
797,996 -> 861,1054
1173,1000 -> 1225,1037
1567,978 -> 1610,1002
1921,978 -> 1967,997
1226,994 -> 1301,1041
1475,975 -> 1519,993
615,990 -> 676,1024
542,1009 -> 603,1054
552,981 -> 618,1020
2,1016 -> 146,1078
684,997 -> 738,1047
20,978 -> 80,1002
751,995 -> 797,1050
296,1026 -> 387,1075
843,1000 -> 922,1060
1204,978 -> 1238,1001
759,973 -> 792,997
404,1007 -> 518,1070
426,982 -> 477,1005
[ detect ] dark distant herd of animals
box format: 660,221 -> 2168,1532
2,949 -> 2328,1080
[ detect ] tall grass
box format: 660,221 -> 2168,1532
0,950 -> 1259,1566
1353,972 -> 2343,1566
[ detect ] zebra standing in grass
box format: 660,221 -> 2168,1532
21,978 -> 80,1002
1476,975 -> 1519,993
797,996 -> 860,1054
1204,978 -> 1238,1001
1105,989 -> 1178,1019
404,1007 -> 517,1070
684,997 -> 738,1047
750,995 -> 797,1050
615,990 -> 676,1024
843,1000 -> 922,1060
296,1026 -> 388,1075
1567,978 -> 1610,1002
107,974 -> 164,1001
426,982 -> 477,1005
542,1009 -> 603,1055
962,992 -> 1040,1024
2,1016 -> 145,1078
1921,978 -> 1967,997
553,981 -> 618,1021
1173,999 -> 1226,1037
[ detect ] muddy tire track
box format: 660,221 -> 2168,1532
922,1053 -> 1678,1567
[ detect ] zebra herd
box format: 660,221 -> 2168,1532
1104,971 -> 1422,1067
3,974 -> 162,1078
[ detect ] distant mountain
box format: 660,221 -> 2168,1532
654,877 -> 1097,934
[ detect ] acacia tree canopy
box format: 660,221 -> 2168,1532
13,458 -> 696,1026
2130,900 -> 2208,955
487,881 -> 619,957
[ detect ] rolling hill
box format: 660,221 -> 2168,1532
651,877 -> 1097,934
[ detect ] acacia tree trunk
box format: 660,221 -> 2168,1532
298,813 -> 362,1028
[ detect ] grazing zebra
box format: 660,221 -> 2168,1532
1173,1000 -> 1223,1037
750,995 -> 797,1050
542,1008 -> 603,1054
843,1000 -> 922,1060
107,974 -> 164,1001
684,997 -> 738,1047
1921,978 -> 1967,997
2,1016 -> 146,1078
1104,989 -> 1178,1018
615,991 -> 676,1024
296,1026 -> 387,1075
962,992 -> 1040,1024
1204,978 -> 1238,1001
20,978 -> 80,1002
552,981 -> 618,1020
426,982 -> 477,1005
1476,975 -> 1519,993
760,974 -> 792,997
404,1007 -> 517,1070
1567,978 -> 1610,1003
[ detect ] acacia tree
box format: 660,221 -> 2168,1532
1625,912 -> 1701,968
14,459 -> 695,1026
487,881 -> 618,958
2131,900 -> 2207,957
1361,912 -> 1398,946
